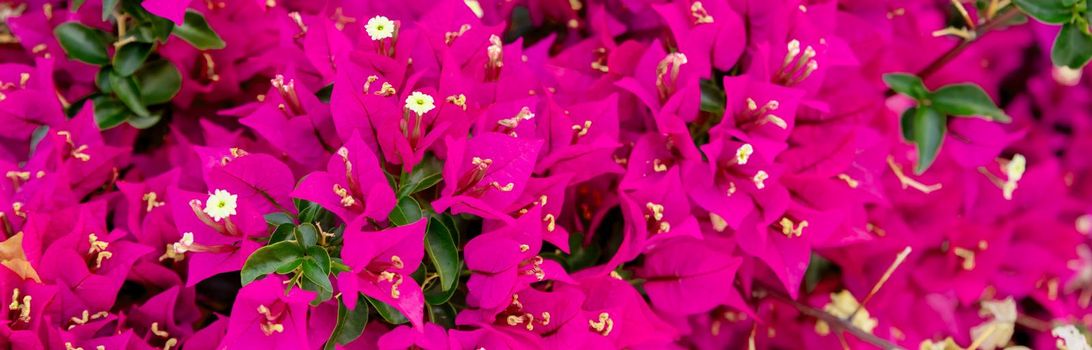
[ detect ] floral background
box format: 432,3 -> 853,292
2,0 -> 1092,349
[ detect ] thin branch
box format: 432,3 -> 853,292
885,7 -> 1021,97
760,285 -> 906,350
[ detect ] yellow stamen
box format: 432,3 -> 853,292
143,192 -> 165,212
589,312 -> 614,336
333,184 -> 356,207
887,156 -> 942,193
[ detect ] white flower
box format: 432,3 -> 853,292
1053,325 -> 1092,350
405,91 -> 436,116
365,16 -> 396,41
173,232 -> 195,254
203,189 -> 238,222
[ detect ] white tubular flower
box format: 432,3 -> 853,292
405,91 -> 436,116
365,16 -> 396,41
203,189 -> 238,222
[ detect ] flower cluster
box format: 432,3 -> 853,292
2,0 -> 1092,349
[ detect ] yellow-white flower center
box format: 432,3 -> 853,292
365,16 -> 395,41
405,91 -> 436,116
203,189 -> 238,222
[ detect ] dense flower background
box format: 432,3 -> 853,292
3,0 -> 1092,348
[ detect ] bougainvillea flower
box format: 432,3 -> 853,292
434,132 -> 543,220
379,323 -> 451,350
142,0 -> 189,25
292,130 -> 396,223
125,286 -> 201,348
638,236 -> 746,315
221,277 -> 314,349
464,207 -> 573,309
338,218 -> 427,329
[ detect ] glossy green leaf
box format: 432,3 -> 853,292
316,83 -> 334,103
1014,0 -> 1073,24
96,67 -> 113,94
388,197 -> 422,226
241,241 -> 304,285
424,261 -> 461,305
425,217 -> 459,291
398,158 -> 443,198
265,212 -> 295,226
54,22 -> 110,65
900,106 -> 947,174
1053,22 -> 1092,69
427,303 -> 457,329
365,296 -> 409,325
172,10 -> 225,50
109,71 -> 151,117
301,259 -> 333,292
930,83 -> 1010,122
274,259 -> 304,274
307,246 -> 332,274
699,79 -> 726,115
268,223 -> 295,244
331,259 -> 351,273
102,0 -> 119,21
113,42 -> 153,76
71,0 -> 87,12
883,73 -> 929,100
92,97 -> 128,129
324,295 -> 369,350
134,60 -> 181,105
127,114 -> 161,129
296,223 -> 320,248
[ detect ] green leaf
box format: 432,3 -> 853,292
172,10 -> 225,50
427,303 -> 457,329
1014,0 -> 1073,24
699,79 -> 726,115
296,223 -> 320,248
930,83 -> 1010,122
331,259 -> 352,273
324,295 -> 369,350
398,158 -> 444,198
29,125 -> 49,157
274,259 -> 304,274
134,60 -> 181,105
365,296 -> 409,325
109,71 -> 151,117
54,22 -> 110,65
265,212 -> 295,226
424,262 -> 461,305
566,231 -> 601,270
307,246 -> 332,274
440,214 -> 460,246
241,241 -> 304,285
425,217 -> 459,292
92,97 -> 129,129
127,114 -> 161,129
301,259 -> 333,293
900,106 -> 947,174
113,42 -> 153,76
388,197 -> 422,226
96,67 -> 113,94
1053,22 -> 1092,69
316,83 -> 334,103
268,223 -> 295,244
71,0 -> 87,12
102,0 -> 119,21
883,73 -> 929,100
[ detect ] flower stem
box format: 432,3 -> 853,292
886,6 -> 1021,97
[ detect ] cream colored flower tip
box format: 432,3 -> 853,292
405,91 -> 436,116
203,189 -> 238,222
365,16 -> 396,41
